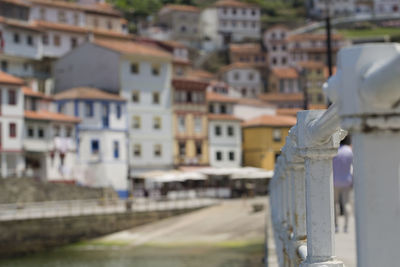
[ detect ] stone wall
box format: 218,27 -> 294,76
0,209 -> 198,257
0,178 -> 117,204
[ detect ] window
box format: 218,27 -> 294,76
9,123 -> 16,138
53,126 -> 60,137
85,102 -> 93,117
195,142 -> 202,156
54,35 -> 61,46
27,126 -> 34,138
272,57 -> 277,65
93,17 -> 99,28
70,37 -> 77,48
248,72 -> 254,81
216,151 -> 222,161
132,91 -> 139,103
130,63 -> 139,74
113,141 -> 119,159
220,104 -> 226,114
152,64 -> 160,76
215,125 -> 221,136
234,72 -> 240,80
38,128 -> 44,138
178,115 -> 185,133
66,127 -> 72,137
282,57 -> 287,65
132,116 -> 141,129
227,126 -> 234,136
116,104 -> 122,119
1,60 -> 8,72
232,8 -> 237,14
273,129 -> 282,142
23,63 -> 29,71
58,10 -> 66,23
73,13 -> 79,25
39,8 -> 46,20
209,104 -> 214,113
13,33 -> 20,44
180,25 -> 187,32
91,140 -> 100,154
154,144 -> 162,157
152,92 -> 160,104
107,20 -> 113,30
194,116 -> 202,133
26,35 -> 33,46
251,9 -> 257,16
153,116 -> 161,130
42,34 -> 48,45
58,103 -> 65,113
8,90 -> 16,105
133,144 -> 141,157
179,142 -> 185,156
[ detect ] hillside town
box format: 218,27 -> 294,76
0,0 -> 396,199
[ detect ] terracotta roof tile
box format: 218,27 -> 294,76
271,67 -> 298,79
25,110 -> 81,123
276,108 -> 301,117
162,4 -> 200,13
172,77 -> 209,90
219,62 -> 257,74
296,61 -> 325,69
188,69 -> 216,81
260,93 -> 304,102
324,66 -> 337,78
1,17 -> 42,32
208,113 -> 242,121
0,71 -> 25,86
93,39 -> 172,59
214,0 -> 258,8
229,43 -> 262,53
206,91 -> 237,103
22,86 -> 52,100
53,87 -> 125,102
242,114 -> 296,127
0,0 -> 31,6
29,0 -> 122,16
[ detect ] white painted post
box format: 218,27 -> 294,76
1,154 -> 7,178
325,43 -> 400,267
297,110 -> 344,267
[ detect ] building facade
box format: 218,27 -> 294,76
229,43 -> 267,67
23,86 -> 80,181
263,25 -> 290,69
268,67 -> 300,94
53,87 -> 129,197
242,114 -> 296,171
214,0 -> 261,47
157,4 -> 201,46
54,40 -> 175,177
0,71 -> 26,178
207,91 -> 242,168
172,77 -> 209,167
219,63 -> 263,98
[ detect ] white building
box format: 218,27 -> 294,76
23,86 -> 80,181
201,0 -> 261,50
53,39 -> 175,178
263,25 -> 290,68
232,97 -> 276,121
53,87 -> 129,197
307,0 -> 355,18
0,71 -> 26,178
207,91 -> 242,167
219,62 -> 263,98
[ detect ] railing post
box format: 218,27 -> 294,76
297,110 -> 344,267
325,43 -> 400,267
282,128 -> 307,266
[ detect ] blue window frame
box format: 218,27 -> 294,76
113,141 -> 119,159
57,103 -> 64,113
116,104 -> 121,119
91,140 -> 99,154
85,101 -> 93,117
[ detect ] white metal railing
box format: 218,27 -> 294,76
269,43 -> 400,267
0,197 -> 218,221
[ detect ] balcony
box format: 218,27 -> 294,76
269,44 -> 400,267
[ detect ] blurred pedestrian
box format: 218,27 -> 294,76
333,135 -> 353,233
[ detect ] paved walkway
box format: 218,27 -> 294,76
335,215 -> 357,267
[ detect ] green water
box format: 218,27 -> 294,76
0,244 -> 265,267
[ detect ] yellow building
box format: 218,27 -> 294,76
172,77 -> 209,166
242,114 -> 297,171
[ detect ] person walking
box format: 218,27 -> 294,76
333,135 -> 353,233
